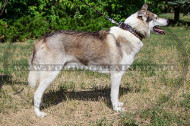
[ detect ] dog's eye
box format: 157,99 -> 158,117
155,17 -> 158,19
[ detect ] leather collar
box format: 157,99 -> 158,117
119,22 -> 145,40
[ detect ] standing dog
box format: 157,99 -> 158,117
28,4 -> 168,117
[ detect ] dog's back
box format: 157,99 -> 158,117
28,30 -> 121,88
30,30 -> 121,66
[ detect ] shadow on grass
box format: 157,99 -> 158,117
0,75 -> 11,89
0,75 -> 28,96
42,87 -> 131,110
0,75 -> 28,87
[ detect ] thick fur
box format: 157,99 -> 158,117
28,4 -> 168,117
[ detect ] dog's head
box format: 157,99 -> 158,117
124,3 -> 169,38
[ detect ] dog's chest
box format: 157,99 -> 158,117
134,40 -> 143,53
120,40 -> 143,68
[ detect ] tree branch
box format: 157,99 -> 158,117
0,35 -> 4,40
0,0 -> 8,17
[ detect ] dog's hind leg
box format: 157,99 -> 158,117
34,70 -> 62,117
110,72 -> 125,111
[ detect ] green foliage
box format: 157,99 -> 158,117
1,15 -> 50,41
0,0 -> 164,42
168,0 -> 190,15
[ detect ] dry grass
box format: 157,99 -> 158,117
0,27 -> 190,125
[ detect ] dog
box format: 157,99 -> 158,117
28,3 -> 168,117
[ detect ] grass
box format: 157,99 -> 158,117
0,25 -> 190,125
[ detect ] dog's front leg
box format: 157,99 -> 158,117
110,72 -> 124,111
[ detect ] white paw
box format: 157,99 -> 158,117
113,105 -> 125,112
36,111 -> 47,118
118,102 -> 124,107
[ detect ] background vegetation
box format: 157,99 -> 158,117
0,0 -> 189,42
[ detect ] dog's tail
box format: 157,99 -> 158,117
28,40 -> 42,88
28,70 -> 39,88
28,54 -> 39,88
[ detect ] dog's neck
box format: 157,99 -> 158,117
119,23 -> 145,41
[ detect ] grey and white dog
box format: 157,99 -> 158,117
28,4 -> 168,117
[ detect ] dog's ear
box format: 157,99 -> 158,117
138,10 -> 147,20
141,3 -> 148,10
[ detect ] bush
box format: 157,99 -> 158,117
0,0 -> 162,42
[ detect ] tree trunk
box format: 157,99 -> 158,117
52,0 -> 56,6
174,6 -> 180,23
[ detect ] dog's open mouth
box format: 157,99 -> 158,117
153,26 -> 165,35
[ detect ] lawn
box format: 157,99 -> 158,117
0,26 -> 190,125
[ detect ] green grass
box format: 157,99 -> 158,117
0,26 -> 189,125
180,94 -> 190,111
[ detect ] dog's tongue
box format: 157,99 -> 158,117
154,26 -> 165,35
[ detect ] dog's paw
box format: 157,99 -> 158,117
118,102 -> 124,107
36,111 -> 47,118
113,105 -> 125,112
